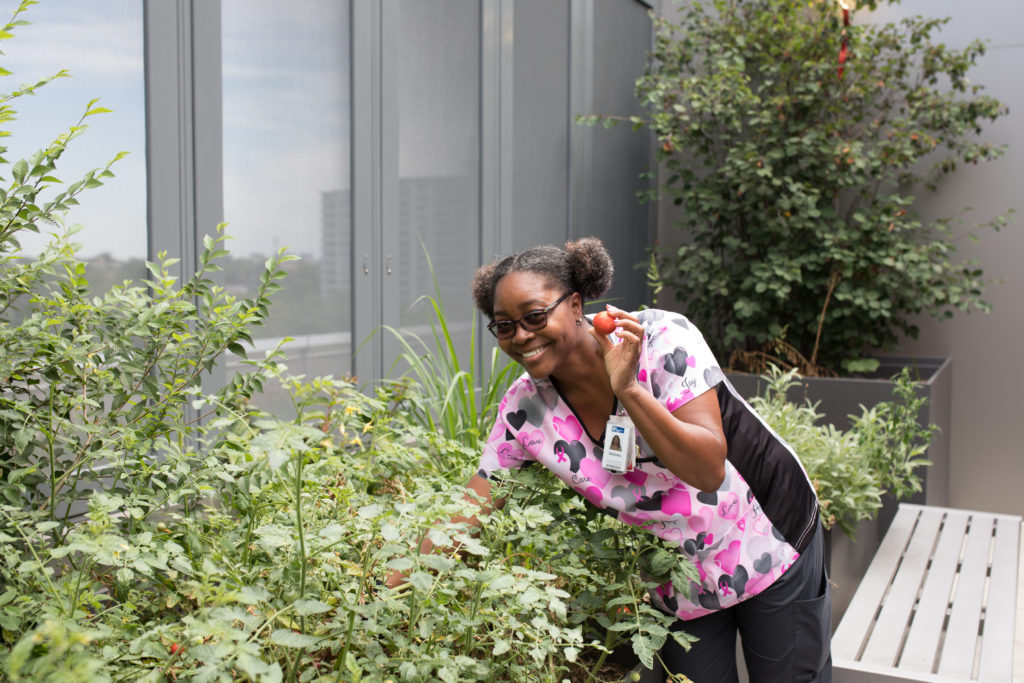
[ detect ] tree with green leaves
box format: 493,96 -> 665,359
585,0 -> 1010,375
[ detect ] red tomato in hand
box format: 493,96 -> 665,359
593,311 -> 616,336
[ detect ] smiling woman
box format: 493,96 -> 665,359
392,236 -> 835,682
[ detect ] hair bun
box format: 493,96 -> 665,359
471,236 -> 614,316
565,237 -> 614,301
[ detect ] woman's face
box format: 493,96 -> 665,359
491,271 -> 582,378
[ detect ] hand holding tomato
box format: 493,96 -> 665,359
590,307 -> 644,395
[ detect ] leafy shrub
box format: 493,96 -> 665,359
0,6 -> 696,679
2,366 -> 695,681
583,0 -> 1010,375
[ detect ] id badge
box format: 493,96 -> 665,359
602,414 -> 636,473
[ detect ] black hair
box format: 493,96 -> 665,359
471,236 -> 614,317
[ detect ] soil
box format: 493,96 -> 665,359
566,648 -> 642,683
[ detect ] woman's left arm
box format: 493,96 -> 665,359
592,307 -> 727,493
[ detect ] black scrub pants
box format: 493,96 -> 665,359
661,521 -> 832,682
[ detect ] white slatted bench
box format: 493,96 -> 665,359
832,503 -> 1022,682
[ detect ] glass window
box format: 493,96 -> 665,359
221,0 -> 352,407
394,1 -> 480,353
3,0 -> 146,290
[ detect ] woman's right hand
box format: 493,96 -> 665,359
589,305 -> 644,396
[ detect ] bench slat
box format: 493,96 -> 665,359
861,510 -> 944,667
900,511 -> 970,675
833,506 -> 921,661
976,517 -> 1020,681
936,514 -> 994,678
833,659 -> 983,683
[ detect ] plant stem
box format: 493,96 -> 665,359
586,628 -> 618,683
294,451 -> 308,634
810,269 -> 841,374
0,509 -> 63,613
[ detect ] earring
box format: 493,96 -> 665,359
576,318 -> 582,326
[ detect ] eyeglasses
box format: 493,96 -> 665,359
487,292 -> 573,340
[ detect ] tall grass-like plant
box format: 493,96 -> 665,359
380,246 -> 519,449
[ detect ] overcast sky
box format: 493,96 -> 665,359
3,0 -> 146,259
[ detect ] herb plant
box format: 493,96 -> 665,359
379,244 -> 520,450
748,366 -> 936,538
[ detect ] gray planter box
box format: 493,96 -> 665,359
726,355 -> 951,509
726,356 -> 952,629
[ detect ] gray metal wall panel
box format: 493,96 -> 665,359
581,0 -> 653,310
512,0 -> 571,252
871,0 -> 1024,517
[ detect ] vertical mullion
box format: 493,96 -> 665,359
480,0 -> 499,266
144,0 -> 222,277
480,0 -> 499,379
191,0 -> 223,259
481,0 -> 514,264
568,0 -> 594,243
480,0 -> 513,374
378,1 -> 400,375
498,0 -> 515,259
144,0 -> 195,277
144,0 -> 222,419
351,1 -> 383,382
190,0 -> 223,395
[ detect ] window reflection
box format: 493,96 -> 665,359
221,0 -> 352,398
395,1 -> 480,352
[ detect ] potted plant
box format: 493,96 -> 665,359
581,0 -> 1009,513
617,0 -> 1010,377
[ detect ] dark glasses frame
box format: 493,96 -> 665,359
487,291 -> 573,340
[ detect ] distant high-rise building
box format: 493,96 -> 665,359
396,174 -> 477,322
319,176 -> 476,322
320,189 -> 351,297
